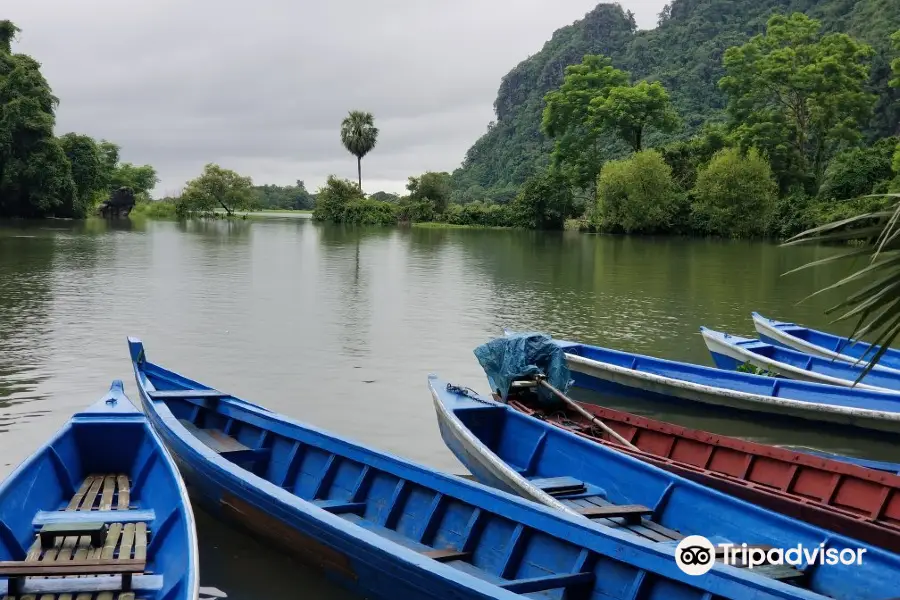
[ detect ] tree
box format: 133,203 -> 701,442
691,148 -> 778,238
541,55 -> 629,198
109,163 -> 158,198
369,191 -> 399,203
178,164 -> 254,216
313,175 -> 365,222
0,20 -> 77,219
719,13 -> 876,191
590,80 -> 680,152
407,171 -> 451,213
512,169 -> 573,230
58,133 -> 104,217
340,111 -> 378,190
596,150 -> 683,233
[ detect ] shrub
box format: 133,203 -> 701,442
818,138 -> 898,202
341,199 -> 398,225
313,176 -> 364,222
597,150 -> 682,233
691,147 -> 777,238
512,170 -> 574,230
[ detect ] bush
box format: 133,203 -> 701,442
131,199 -> 177,219
313,176 -> 364,222
396,198 -> 435,223
443,201 -> 516,227
597,150 -> 683,233
512,170 -> 574,230
808,194 -> 898,227
691,147 -> 777,238
341,199 -> 398,225
770,187 -> 814,238
818,138 -> 898,202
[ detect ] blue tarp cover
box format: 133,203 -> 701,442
473,332 -> 572,401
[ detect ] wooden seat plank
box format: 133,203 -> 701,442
34,510 -> 155,528
0,558 -> 146,576
577,504 -> 652,524
118,525 -> 135,561
116,477 -> 129,510
148,389 -> 227,399
101,524 -> 123,561
80,477 -> 104,512
99,477 -> 115,511
177,420 -> 250,455
528,476 -> 586,496
421,548 -> 471,562
67,478 -> 94,511
133,524 -> 147,562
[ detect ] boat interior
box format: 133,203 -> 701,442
0,410 -> 193,600
140,361 -> 758,600
440,391 -> 898,593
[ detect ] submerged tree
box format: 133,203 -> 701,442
340,111 -> 379,191
177,163 -> 254,217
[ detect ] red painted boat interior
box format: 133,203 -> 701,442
507,395 -> 900,540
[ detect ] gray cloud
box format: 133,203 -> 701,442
6,0 -> 666,195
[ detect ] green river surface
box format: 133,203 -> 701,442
0,217 -> 894,598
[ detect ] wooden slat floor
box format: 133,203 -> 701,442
2,474 -> 147,600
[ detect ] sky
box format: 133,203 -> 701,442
5,1 -> 666,196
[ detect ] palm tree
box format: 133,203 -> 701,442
340,111 -> 379,191
785,193 -> 900,376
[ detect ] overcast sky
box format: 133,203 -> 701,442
6,1 -> 665,196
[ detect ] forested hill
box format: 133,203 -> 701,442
452,0 -> 900,194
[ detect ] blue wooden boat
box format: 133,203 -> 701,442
128,338 -> 834,600
753,312 -> 900,375
0,380 -> 199,600
537,332 -> 900,434
702,327 -> 900,392
430,377 -> 900,600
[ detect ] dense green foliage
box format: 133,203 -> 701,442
591,80 -> 680,152
407,172 -> 452,214
452,1 -> 900,202
691,148 -> 778,237
0,21 -> 157,219
720,13 -> 875,191
175,164 -> 255,217
596,150 -> 684,234
253,181 -> 314,210
512,169 -> 573,230
340,111 -> 378,190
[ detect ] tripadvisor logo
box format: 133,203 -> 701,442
674,535 -> 867,576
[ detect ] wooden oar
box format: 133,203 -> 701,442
513,378 -> 638,450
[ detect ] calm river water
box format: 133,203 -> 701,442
0,217 -> 889,598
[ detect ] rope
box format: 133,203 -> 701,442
446,383 -> 496,405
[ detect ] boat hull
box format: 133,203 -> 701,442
565,350 -> 900,434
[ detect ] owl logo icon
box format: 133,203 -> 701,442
675,535 -> 716,576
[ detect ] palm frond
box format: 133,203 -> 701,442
785,195 -> 900,381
